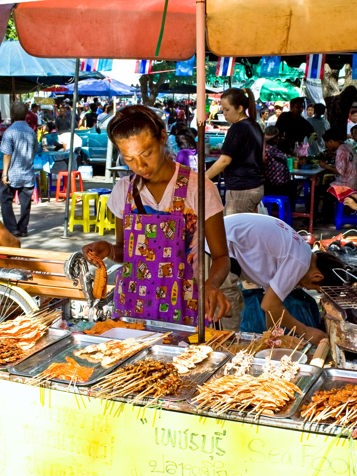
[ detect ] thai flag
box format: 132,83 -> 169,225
80,58 -> 99,72
135,60 -> 153,74
305,54 -> 326,80
216,57 -> 235,77
80,59 -> 113,72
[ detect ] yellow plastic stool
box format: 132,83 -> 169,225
69,191 -> 99,233
95,194 -> 116,235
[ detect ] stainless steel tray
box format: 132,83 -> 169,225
8,333 -> 144,386
294,367 -> 357,422
112,344 -> 231,401
196,357 -> 321,419
1,327 -> 71,370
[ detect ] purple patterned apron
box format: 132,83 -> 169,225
113,165 -> 198,325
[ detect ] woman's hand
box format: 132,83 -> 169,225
204,283 -> 231,322
302,326 -> 328,347
82,241 -> 112,263
344,196 -> 357,211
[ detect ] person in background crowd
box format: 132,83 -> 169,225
208,100 -> 220,124
307,103 -> 330,156
0,102 -> 38,237
174,129 -> 198,172
326,85 -> 357,141
205,87 -> 264,214
306,103 -> 315,118
83,103 -> 98,128
318,128 -> 357,222
55,105 -> 71,133
347,124 -> 357,153
82,105 -> 230,326
78,103 -> 90,128
25,103 -> 39,132
220,213 -> 347,345
263,126 -> 296,208
276,96 -> 316,154
266,101 -> 284,126
257,107 -> 269,132
347,102 -> 357,138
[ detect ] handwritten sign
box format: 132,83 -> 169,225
0,379 -> 355,475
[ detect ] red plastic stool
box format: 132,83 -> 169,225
55,171 -> 84,201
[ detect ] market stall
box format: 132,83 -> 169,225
0,309 -> 356,475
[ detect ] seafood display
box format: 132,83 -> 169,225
40,356 -> 95,384
92,359 -> 184,401
86,250 -> 107,300
172,344 -> 213,374
0,310 -> 61,350
73,337 -> 155,368
192,351 -> 314,417
0,340 -> 25,365
300,384 -> 357,433
192,373 -> 302,416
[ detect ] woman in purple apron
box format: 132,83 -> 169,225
83,105 -> 230,326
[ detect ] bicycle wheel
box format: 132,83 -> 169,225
0,283 -> 39,321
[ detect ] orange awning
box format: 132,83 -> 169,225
15,0 -> 196,60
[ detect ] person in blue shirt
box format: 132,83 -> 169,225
0,102 -> 38,237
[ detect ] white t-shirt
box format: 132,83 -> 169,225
223,213 -> 312,301
108,162 -> 224,277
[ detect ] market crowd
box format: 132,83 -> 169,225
0,85 -> 356,345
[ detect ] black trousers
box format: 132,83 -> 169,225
0,184 -> 33,234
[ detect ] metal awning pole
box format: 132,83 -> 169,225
196,0 -> 206,344
63,58 -> 80,238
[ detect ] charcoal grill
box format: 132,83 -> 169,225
321,282 -> 357,369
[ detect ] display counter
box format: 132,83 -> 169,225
0,369 -> 356,476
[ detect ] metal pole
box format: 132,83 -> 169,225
196,0 -> 206,344
63,58 -> 80,238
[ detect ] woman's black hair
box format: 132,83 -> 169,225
107,105 -> 166,144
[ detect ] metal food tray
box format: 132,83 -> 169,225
8,333 -> 145,386
0,327 -> 71,370
198,357 -> 321,419
234,332 -> 312,357
293,367 -> 357,422
112,344 -> 231,402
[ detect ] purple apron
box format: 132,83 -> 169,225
113,165 -> 198,325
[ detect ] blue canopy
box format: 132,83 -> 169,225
65,77 -> 135,97
0,40 -> 103,93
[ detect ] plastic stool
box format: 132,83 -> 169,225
95,194 -> 116,235
55,170 -> 84,201
14,174 -> 41,205
69,191 -> 99,233
262,195 -> 292,225
335,202 -> 357,229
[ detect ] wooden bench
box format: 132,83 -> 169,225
0,247 -> 85,300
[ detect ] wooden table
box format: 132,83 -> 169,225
290,167 -> 325,234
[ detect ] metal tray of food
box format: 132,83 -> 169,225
293,367 -> 357,422
0,327 -> 71,370
8,333 -> 145,386
111,344 -> 231,401
196,357 -> 321,419
231,332 -> 312,357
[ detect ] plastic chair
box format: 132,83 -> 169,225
95,194 -> 116,235
262,195 -> 292,225
69,191 -> 99,233
55,170 -> 84,201
335,202 -> 357,229
14,173 -> 41,205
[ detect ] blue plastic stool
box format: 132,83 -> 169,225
335,202 -> 357,229
262,195 -> 292,225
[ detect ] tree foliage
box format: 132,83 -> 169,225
5,13 -> 18,40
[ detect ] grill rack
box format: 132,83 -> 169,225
320,285 -> 357,310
